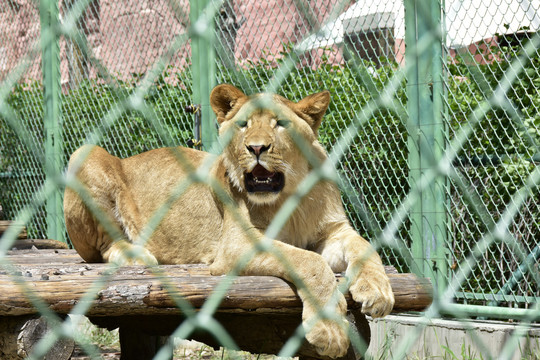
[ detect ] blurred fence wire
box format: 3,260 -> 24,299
0,0 -> 539,358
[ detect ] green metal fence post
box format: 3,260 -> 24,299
190,0 -> 218,153
40,0 -> 65,243
405,0 -> 422,278
429,0 -> 448,298
405,0 -> 448,295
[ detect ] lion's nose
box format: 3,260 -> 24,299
246,144 -> 270,156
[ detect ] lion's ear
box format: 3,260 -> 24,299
295,91 -> 331,132
210,84 -> 247,124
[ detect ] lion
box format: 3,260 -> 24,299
64,84 -> 394,358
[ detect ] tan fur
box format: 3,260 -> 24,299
64,84 -> 394,358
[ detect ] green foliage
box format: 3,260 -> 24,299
78,316 -> 120,350
2,71 -> 194,167
445,40 -> 540,303
447,50 -> 540,161
60,72 -> 194,160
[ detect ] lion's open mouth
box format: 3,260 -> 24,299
245,164 -> 285,193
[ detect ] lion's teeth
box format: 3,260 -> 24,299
254,177 -> 271,184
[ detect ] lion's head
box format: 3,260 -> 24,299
210,84 -> 331,205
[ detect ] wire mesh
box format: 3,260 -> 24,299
0,0 -> 539,359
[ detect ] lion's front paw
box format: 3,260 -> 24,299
106,243 -> 159,266
123,248 -> 158,266
349,265 -> 394,318
303,291 -> 349,358
305,318 -> 349,358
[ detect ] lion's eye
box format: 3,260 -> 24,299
236,120 -> 248,128
276,119 -> 290,128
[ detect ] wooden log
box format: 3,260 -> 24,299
0,316 -> 74,360
0,250 -> 432,317
0,250 -> 430,360
5,249 -> 84,265
0,220 -> 27,240
10,239 -> 69,250
16,317 -> 75,360
0,316 -> 34,360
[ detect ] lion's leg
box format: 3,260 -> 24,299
105,171 -> 158,265
102,239 -> 158,265
65,145 -> 158,265
315,223 -> 394,318
64,186 -> 107,263
89,173 -> 158,265
209,211 -> 349,359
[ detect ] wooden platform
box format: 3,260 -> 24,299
0,246 -> 432,359
0,249 -> 432,316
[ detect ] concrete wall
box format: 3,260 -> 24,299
367,315 -> 540,359
0,0 -> 190,85
0,0 -> 41,81
0,0 -> 346,85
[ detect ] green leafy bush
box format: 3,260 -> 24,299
446,40 -> 539,304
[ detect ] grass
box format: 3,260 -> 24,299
367,321 -> 540,360
75,315 -> 120,350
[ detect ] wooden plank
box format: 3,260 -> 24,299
0,250 -> 432,317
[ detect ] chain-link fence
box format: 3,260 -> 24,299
0,0 -> 539,358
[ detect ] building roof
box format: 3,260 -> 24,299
297,0 -> 540,51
